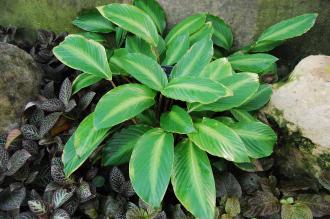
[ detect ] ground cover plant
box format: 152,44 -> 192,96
50,1 -> 319,218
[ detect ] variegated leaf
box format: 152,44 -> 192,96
200,58 -> 234,81
162,33 -> 189,66
52,189 -> 74,209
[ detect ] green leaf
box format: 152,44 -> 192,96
165,13 -> 206,45
200,58 -> 234,82
161,76 -> 232,104
230,109 -> 256,122
62,113 -> 110,176
188,118 -> 250,163
170,37 -> 213,78
125,35 -> 157,60
228,53 -> 278,73
109,48 -> 129,75
53,34 -> 111,79
189,22 -> 213,45
238,84 -> 272,111
129,128 -> 174,207
255,13 -> 317,46
115,27 -> 127,47
94,84 -> 156,129
73,113 -> 109,157
160,105 -> 195,134
98,3 -> 159,46
207,14 -> 233,50
229,121 -> 276,159
249,40 -> 284,53
76,32 -> 107,43
118,53 -> 168,91
225,197 -> 241,217
188,73 -> 259,112
103,124 -> 151,166
133,0 -> 166,34
162,33 -> 189,66
72,9 -> 115,33
281,203 -> 313,219
72,73 -> 103,94
172,139 -> 215,219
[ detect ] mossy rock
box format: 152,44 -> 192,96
262,55 -> 330,189
0,0 -> 126,33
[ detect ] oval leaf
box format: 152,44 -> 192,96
172,139 -> 215,219
207,14 -> 233,50
129,128 -> 174,207
200,58 -> 234,81
94,84 -> 156,129
165,13 -> 206,45
53,35 -> 111,79
189,21 -> 214,45
98,3 -> 159,46
188,118 -> 250,163
229,121 -> 276,158
170,37 -> 213,78
133,0 -> 166,34
228,53 -> 278,74
72,73 -> 103,94
125,35 -> 157,60
62,113 -> 110,176
188,73 -> 259,112
238,84 -> 272,111
102,124 -> 151,166
72,9 -> 115,33
160,105 -> 195,134
281,203 -> 313,219
119,53 -> 168,91
162,33 -> 189,66
161,76 -> 232,104
257,13 -> 318,42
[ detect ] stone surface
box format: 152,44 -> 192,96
158,0 -> 330,72
262,55 -> 330,184
0,43 -> 42,135
0,0 -> 126,33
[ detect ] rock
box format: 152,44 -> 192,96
262,55 -> 330,186
0,43 -> 42,135
158,0 -> 330,72
0,0 -> 126,33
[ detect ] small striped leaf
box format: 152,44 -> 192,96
72,73 -> 103,94
170,37 -> 213,78
229,121 -> 276,159
103,124 -> 151,166
161,76 -> 232,104
94,84 -> 156,129
129,128 -> 174,207
200,58 -> 234,81
133,0 -> 166,34
53,35 -> 111,79
162,33 -> 189,65
72,9 -> 115,33
188,118 -> 250,163
188,73 -> 259,112
228,53 -> 278,74
172,139 -> 215,219
125,35 -> 157,60
98,4 -> 159,46
238,84 -> 272,111
189,22 -> 213,45
62,113 -> 110,176
165,13 -> 206,45
160,105 -> 195,134
118,53 -> 168,91
255,13 -> 317,49
207,14 -> 233,50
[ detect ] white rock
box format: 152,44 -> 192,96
267,55 -> 330,149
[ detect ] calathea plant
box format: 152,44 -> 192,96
53,1 -> 317,218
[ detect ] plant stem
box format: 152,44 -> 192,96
109,80 -> 117,88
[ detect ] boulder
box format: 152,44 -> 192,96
0,43 -> 42,135
0,0 -> 126,33
262,55 -> 330,187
